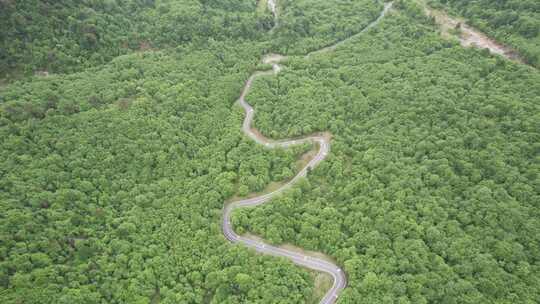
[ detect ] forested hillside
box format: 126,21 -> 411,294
0,0 -> 382,303
0,0 -> 274,77
429,0 -> 540,67
273,0 -> 383,54
234,1 -> 540,303
0,0 -> 386,79
1,0 -> 539,303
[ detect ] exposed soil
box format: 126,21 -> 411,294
262,53 -> 286,64
423,5 -> 523,63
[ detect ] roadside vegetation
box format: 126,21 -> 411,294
0,0 -> 382,303
234,1 -> 540,303
0,41 -> 321,303
1,0 -> 538,303
272,0 -> 383,54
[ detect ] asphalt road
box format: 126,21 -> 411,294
222,2 -> 393,303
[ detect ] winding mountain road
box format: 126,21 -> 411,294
222,2 -> 393,303
221,0 -> 530,302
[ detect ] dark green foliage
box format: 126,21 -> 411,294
429,0 -> 540,67
0,0 -> 274,77
235,4 -> 540,303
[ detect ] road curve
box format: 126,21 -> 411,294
222,2 -> 393,303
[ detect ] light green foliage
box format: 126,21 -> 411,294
1,0 -> 539,303
272,0 -> 383,54
2,0 -> 374,301
235,2 -> 540,303
0,40 -> 313,303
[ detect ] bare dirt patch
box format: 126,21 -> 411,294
420,3 -> 523,63
262,54 -> 285,64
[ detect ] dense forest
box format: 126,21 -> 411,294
272,0 -> 383,54
1,0 -> 539,303
0,0 -> 384,79
0,0 -> 274,77
0,41 -> 323,303
429,0 -> 540,67
234,1 -> 540,303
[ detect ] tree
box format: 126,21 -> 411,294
234,273 -> 252,292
